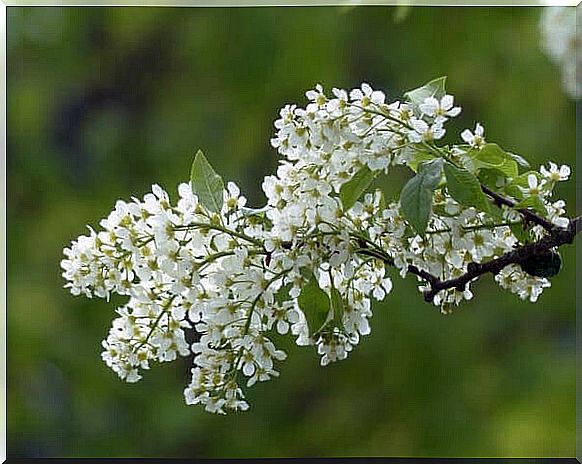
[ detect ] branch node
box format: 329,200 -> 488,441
466,262 -> 479,274
423,291 -> 434,303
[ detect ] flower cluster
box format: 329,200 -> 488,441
62,78 -> 573,413
540,6 -> 581,99
63,181 -> 289,412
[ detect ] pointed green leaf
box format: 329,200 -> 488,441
330,287 -> 346,330
469,143 -> 518,179
443,162 -> 491,213
405,76 -> 447,108
477,167 -> 506,189
407,149 -> 436,173
340,166 -> 378,210
417,158 -> 445,187
297,273 -> 331,337
400,158 -> 444,234
190,150 -> 224,214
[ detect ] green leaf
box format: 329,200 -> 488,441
469,143 -> 518,179
340,166 -> 378,210
432,203 -> 458,218
515,195 -> 547,216
507,151 -> 530,170
377,189 -> 387,210
330,287 -> 346,330
418,158 -> 445,184
488,202 -> 504,222
297,273 -> 331,337
510,221 -> 533,244
190,149 -> 224,214
274,283 -> 292,305
299,266 -> 313,281
443,162 -> 491,213
406,149 -> 436,172
405,76 -> 447,108
477,168 -> 506,189
400,158 -> 444,234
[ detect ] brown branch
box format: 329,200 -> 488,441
421,215 -> 581,302
406,184 -> 578,302
355,215 -> 581,303
480,185 -> 555,232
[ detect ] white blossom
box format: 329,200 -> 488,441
461,123 -> 485,148
407,119 -> 445,143
419,94 -> 461,122
540,162 -> 570,183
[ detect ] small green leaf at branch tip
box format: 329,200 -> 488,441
400,158 -> 444,235
190,149 -> 224,214
340,166 -> 378,210
297,273 -> 331,337
443,161 -> 491,214
469,143 -> 518,179
405,76 -> 447,108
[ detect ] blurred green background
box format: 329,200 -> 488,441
7,6 -> 577,458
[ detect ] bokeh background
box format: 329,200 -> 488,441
7,6 -> 577,458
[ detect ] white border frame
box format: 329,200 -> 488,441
1,3 -> 579,462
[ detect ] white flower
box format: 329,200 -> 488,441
467,230 -> 495,262
419,95 -> 461,122
495,264 -> 551,303
408,119 -> 446,143
461,123 -> 485,148
349,83 -> 385,106
372,276 -> 393,300
223,181 -> 247,211
519,173 -> 543,196
327,88 -> 349,116
540,162 -> 570,182
547,199 -> 570,228
552,216 -> 570,228
305,83 -> 327,112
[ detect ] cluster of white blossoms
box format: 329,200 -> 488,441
62,78 -> 573,413
540,6 -> 581,99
